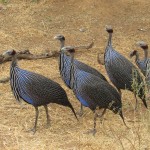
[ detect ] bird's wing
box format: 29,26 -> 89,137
16,69 -> 67,106
105,47 -> 141,90
73,69 -> 121,110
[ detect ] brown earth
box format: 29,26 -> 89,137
0,0 -> 150,149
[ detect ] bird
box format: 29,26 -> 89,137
2,49 -> 78,134
136,41 -> 150,90
137,41 -> 149,61
129,50 -> 146,75
54,34 -> 107,116
133,41 -> 150,76
61,46 -> 127,135
104,26 -> 147,109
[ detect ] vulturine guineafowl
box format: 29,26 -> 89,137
136,41 -> 150,89
137,41 -> 149,60
61,46 -> 128,135
134,41 -> 150,76
130,49 -> 148,75
104,26 -> 147,109
54,34 -> 107,116
2,49 -> 77,134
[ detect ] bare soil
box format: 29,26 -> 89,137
0,0 -> 150,149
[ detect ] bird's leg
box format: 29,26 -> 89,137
77,104 -> 84,117
29,107 -> 39,134
85,111 -> 98,136
44,105 -> 50,127
93,112 -> 98,135
119,110 -> 129,129
98,108 -> 106,117
98,108 -> 106,123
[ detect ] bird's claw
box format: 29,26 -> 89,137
46,121 -> 51,128
76,110 -> 83,117
27,127 -> 36,134
84,129 -> 97,136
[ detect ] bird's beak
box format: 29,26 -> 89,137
2,51 -> 8,57
54,36 -> 58,40
2,52 -> 9,61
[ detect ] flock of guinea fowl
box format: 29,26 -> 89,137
2,25 -> 150,135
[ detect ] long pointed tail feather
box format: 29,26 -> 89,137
68,103 -> 79,121
119,110 -> 129,129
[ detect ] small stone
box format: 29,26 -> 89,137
79,28 -> 86,32
138,28 -> 146,32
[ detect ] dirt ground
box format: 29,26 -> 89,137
0,0 -> 150,149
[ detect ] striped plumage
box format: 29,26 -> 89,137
54,35 -> 107,87
136,41 -> 150,87
61,46 -> 127,135
130,50 -> 147,76
54,34 -> 107,115
146,59 -> 150,90
3,50 -> 77,133
104,26 -> 147,109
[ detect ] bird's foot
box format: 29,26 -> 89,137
85,129 -> 97,136
46,120 -> 51,128
27,127 -> 36,134
76,110 -> 83,117
99,118 -> 103,124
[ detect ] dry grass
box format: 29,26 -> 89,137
0,0 -> 150,149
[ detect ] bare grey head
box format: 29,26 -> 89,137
61,46 -> 75,55
54,34 -> 66,49
54,34 -> 65,41
136,41 -> 148,49
106,25 -> 113,33
2,49 -> 16,59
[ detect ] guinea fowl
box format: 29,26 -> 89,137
134,41 -> 150,76
54,34 -> 107,116
130,50 -> 146,75
61,46 -> 127,135
136,41 -> 150,84
104,26 -> 147,109
2,49 -> 77,134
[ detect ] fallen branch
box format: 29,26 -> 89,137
0,42 -> 94,64
0,77 -> 10,83
0,41 -> 94,83
75,41 -> 94,50
0,49 -> 59,64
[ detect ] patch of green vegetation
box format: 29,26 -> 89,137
0,0 -> 9,4
131,68 -> 147,100
31,0 -> 40,3
46,16 -> 52,22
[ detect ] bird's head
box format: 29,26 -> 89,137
106,25 -> 113,33
2,49 -> 16,59
136,41 -> 148,49
130,50 -> 137,58
61,46 -> 75,55
54,34 -> 65,41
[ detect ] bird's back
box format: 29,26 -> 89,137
60,53 -> 107,89
72,68 -> 121,111
11,67 -> 69,107
105,46 -> 142,91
